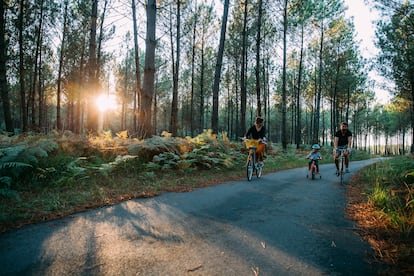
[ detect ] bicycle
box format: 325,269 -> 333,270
306,157 -> 322,180
244,138 -> 264,181
336,146 -> 348,185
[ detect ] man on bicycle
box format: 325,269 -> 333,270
244,117 -> 266,166
334,121 -> 352,174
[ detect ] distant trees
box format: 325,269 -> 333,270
374,0 -> 414,152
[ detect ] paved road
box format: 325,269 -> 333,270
0,159 -> 388,275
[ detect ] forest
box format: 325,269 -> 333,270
0,0 -> 413,154
1,1 -> 414,270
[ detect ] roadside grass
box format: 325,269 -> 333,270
346,155 -> 414,274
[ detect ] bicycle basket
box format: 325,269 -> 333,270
245,139 -> 259,149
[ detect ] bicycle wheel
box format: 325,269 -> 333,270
247,154 -> 254,181
340,157 -> 344,184
256,162 -> 263,178
311,168 -> 315,180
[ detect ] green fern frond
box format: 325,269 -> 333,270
0,161 -> 32,170
0,144 -> 28,160
144,162 -> 162,170
0,176 -> 12,186
0,188 -> 20,200
128,136 -> 181,162
33,138 -> 58,153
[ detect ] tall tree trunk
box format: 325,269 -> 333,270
30,0 -> 44,130
141,0 -> 156,138
86,0 -> 98,133
170,1 -> 180,136
0,1 -> 13,133
211,0 -> 230,133
190,2 -> 198,136
96,0 -> 108,82
35,0 -> 45,131
313,20 -> 324,144
75,32 -> 87,134
199,32 -> 205,132
57,1 -> 68,131
255,0 -> 262,117
240,0 -> 248,136
132,0 -> 141,136
281,0 -> 288,150
411,82 -> 414,153
18,0 -> 27,132
296,22 -> 304,149
38,41 -> 44,131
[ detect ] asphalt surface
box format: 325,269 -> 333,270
0,159 -> 388,275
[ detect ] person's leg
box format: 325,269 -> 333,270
344,151 -> 349,168
334,152 -> 339,170
257,143 -> 265,161
344,151 -> 350,172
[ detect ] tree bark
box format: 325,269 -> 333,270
190,2 -> 198,136
240,0 -> 248,136
170,1 -> 180,136
255,0 -> 262,117
18,0 -> 28,132
296,22 -> 304,149
141,0 -> 157,138
86,0 -> 98,133
281,0 -> 288,150
211,0 -> 230,133
132,0 -> 141,136
57,1 -> 68,131
0,1 -> 13,133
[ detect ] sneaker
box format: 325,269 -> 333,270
345,168 -> 350,173
258,161 -> 264,168
336,170 -> 339,176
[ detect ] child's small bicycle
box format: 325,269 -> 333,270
307,157 -> 322,180
243,138 -> 264,181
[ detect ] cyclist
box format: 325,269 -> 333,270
333,121 -> 353,174
243,117 -> 266,166
306,144 -> 322,175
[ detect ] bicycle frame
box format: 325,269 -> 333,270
244,139 -> 263,181
336,147 -> 347,184
247,146 -> 256,181
307,159 -> 321,180
310,159 -> 318,179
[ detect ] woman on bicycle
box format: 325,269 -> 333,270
244,117 -> 266,165
334,122 -> 353,174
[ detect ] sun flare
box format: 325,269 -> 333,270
96,94 -> 117,112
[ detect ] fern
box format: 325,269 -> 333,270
0,162 -> 32,170
0,136 -> 58,198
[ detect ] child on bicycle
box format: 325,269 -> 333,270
306,144 -> 322,174
243,117 -> 266,166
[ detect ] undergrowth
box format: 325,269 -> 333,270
350,155 -> 414,273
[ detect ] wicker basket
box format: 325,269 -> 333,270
245,139 -> 259,149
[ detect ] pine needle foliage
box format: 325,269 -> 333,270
361,155 -> 414,235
